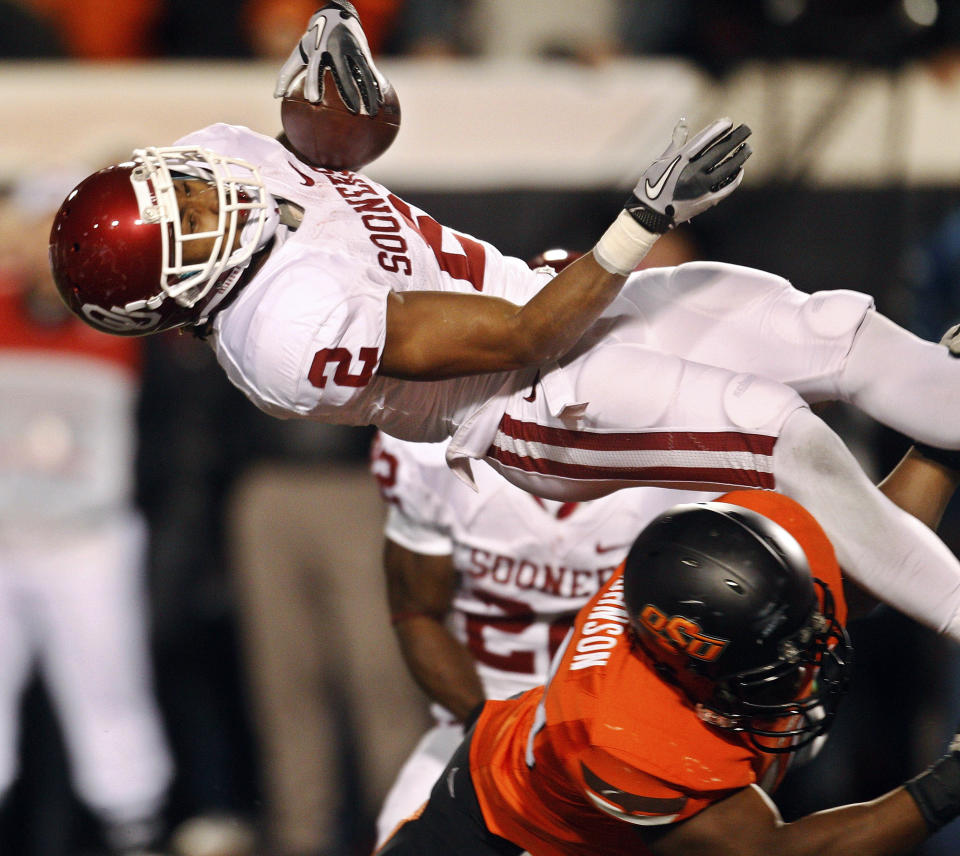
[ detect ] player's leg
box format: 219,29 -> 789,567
485,343 -> 789,503
376,722 -> 465,848
621,261 -> 960,449
228,464 -> 342,856
612,261 -> 874,400
316,465 -> 432,840
35,513 -> 172,850
377,731 -> 523,856
773,406 -> 960,638
486,344 -> 960,641
231,462 -> 430,854
837,311 -> 960,448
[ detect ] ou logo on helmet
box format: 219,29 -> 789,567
82,303 -> 163,333
639,604 -> 729,663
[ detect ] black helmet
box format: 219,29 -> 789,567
624,500 -> 852,753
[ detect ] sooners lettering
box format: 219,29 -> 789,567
321,169 -> 414,275
464,547 -> 617,599
639,604 -> 729,662
308,346 -> 379,390
314,167 -> 487,286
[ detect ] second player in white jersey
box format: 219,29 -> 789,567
370,430 -> 714,844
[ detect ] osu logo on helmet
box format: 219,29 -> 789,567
638,604 -> 729,663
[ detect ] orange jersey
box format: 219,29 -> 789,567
469,491 -> 847,856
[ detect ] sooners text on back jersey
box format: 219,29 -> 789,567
371,430 -> 713,709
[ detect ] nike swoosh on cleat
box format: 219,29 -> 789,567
644,155 -> 682,200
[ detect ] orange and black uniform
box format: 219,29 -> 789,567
378,491 -> 847,856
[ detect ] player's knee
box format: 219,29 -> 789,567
723,373 -> 804,433
798,289 -> 872,341
774,407 -> 856,483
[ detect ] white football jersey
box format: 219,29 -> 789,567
372,431 -> 714,711
174,125 -> 876,505
176,124 -> 547,443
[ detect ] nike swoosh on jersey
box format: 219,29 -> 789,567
582,763 -> 687,816
288,161 -> 316,186
644,155 -> 682,200
595,542 -> 633,554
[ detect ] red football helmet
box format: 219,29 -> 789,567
50,146 -> 274,335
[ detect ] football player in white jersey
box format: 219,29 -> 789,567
46,2 -> 960,646
369,429 -> 716,846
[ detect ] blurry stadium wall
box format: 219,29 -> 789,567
3,58 -> 960,187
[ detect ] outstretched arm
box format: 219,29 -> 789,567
879,445 -> 960,532
648,716 -> 960,856
643,780 -> 927,856
384,538 -> 485,721
380,119 -> 752,380
380,252 -> 623,379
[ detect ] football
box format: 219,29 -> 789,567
280,69 -> 401,172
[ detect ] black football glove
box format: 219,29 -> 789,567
274,1 -> 386,116
625,117 -> 752,233
906,727 -> 960,831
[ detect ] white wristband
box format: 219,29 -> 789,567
592,211 -> 660,275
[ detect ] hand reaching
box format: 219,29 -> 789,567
274,2 -> 387,116
626,117 -> 753,233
